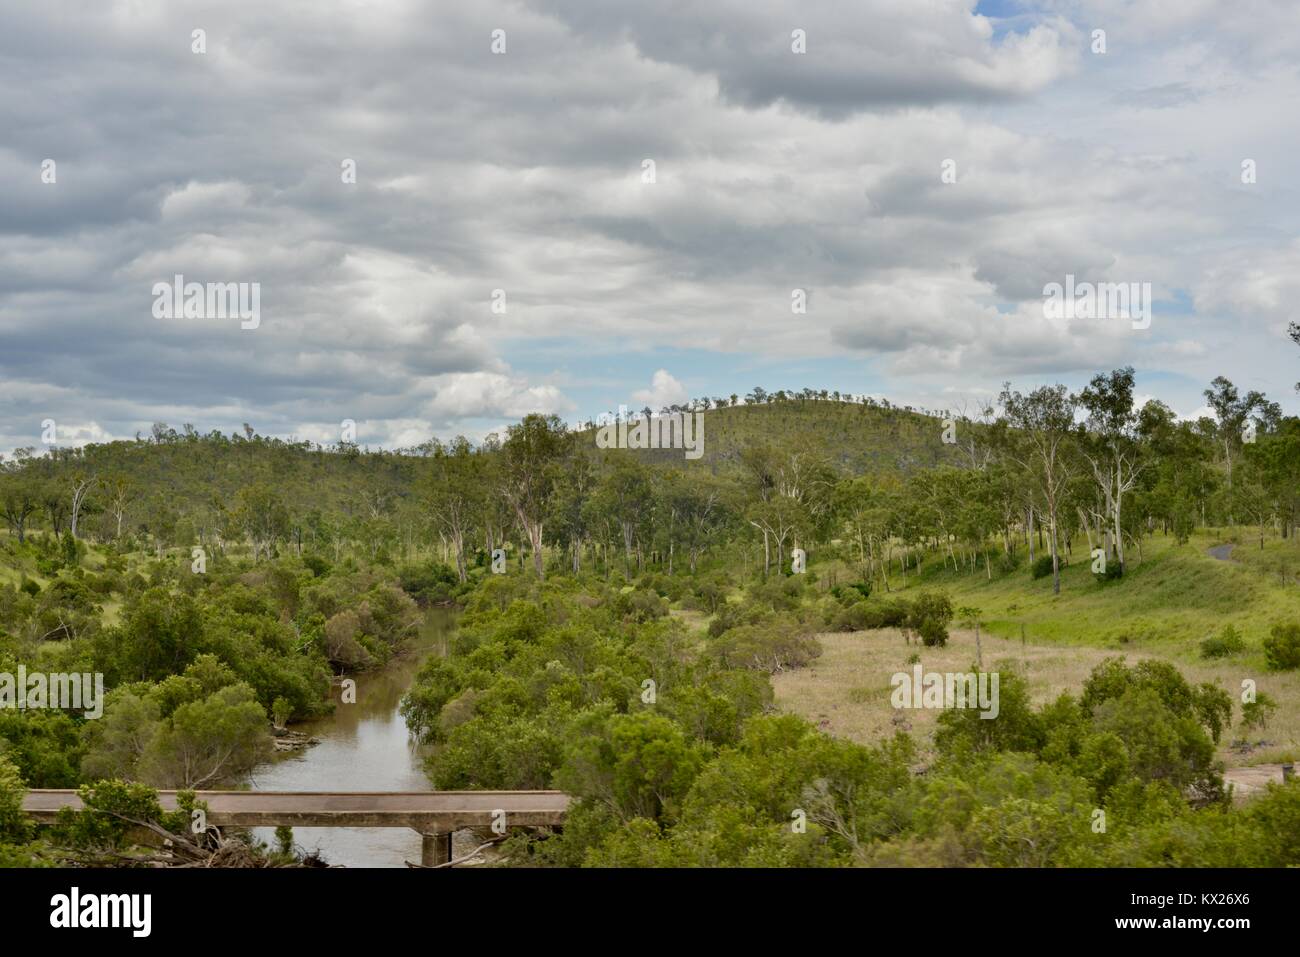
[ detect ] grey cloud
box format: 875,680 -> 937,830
528,0 -> 1079,117
1,0 -> 1297,459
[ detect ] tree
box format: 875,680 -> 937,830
998,383 -> 1077,595
68,472 -> 96,539
1202,376 -> 1279,505
0,471 -> 38,543
668,474 -> 724,574
549,438 -> 597,574
134,682 -> 272,788
104,474 -> 136,541
1242,417 -> 1300,540
234,484 -> 289,561
499,414 -> 567,578
424,437 -> 482,583
0,755 -> 32,845
96,588 -> 205,683
1076,367 -> 1145,573
595,456 -> 652,575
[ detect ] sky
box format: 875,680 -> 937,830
2,0 -> 1298,456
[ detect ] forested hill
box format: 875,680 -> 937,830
3,373 -> 1295,589
575,397 -> 974,474
0,397 -> 970,541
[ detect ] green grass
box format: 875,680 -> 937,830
894,530 -> 1300,668
781,530 -> 1300,769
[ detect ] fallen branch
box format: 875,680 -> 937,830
405,836 -> 506,869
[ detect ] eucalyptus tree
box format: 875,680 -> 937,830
423,436 -> 483,582
234,483 -> 290,561
1242,416 -> 1300,541
104,474 -> 136,541
499,414 -> 567,578
593,455 -> 653,575
1202,376 -> 1280,506
998,382 -> 1077,595
746,494 -> 805,576
68,471 -> 96,540
1137,400 -> 1217,539
0,465 -> 39,543
1076,367 -> 1146,572
549,436 -> 597,574
740,441 -> 835,575
659,471 -> 725,574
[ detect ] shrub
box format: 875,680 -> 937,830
0,755 -> 32,844
693,579 -> 726,615
709,615 -> 821,673
831,601 -> 873,632
612,588 -> 669,623
398,562 -> 458,605
906,591 -> 953,647
917,618 -> 948,648
748,578 -> 802,612
1200,624 -> 1245,660
1031,555 -> 1055,580
1093,561 -> 1123,583
1240,692 -> 1277,734
831,581 -> 872,605
1263,622 -> 1300,671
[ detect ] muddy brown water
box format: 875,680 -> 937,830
243,607 -> 456,867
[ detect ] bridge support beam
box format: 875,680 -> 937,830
420,830 -> 452,867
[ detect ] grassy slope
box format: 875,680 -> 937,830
775,530 -> 1300,769
922,531 -> 1300,666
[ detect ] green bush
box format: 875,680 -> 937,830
0,755 -> 33,844
1200,624 -> 1246,659
917,618 -> 948,647
1093,561 -> 1123,583
397,562 -> 459,605
831,581 -> 872,605
302,554 -> 331,578
709,615 -> 821,673
692,579 -> 726,615
831,601 -> 872,631
1031,555 -> 1055,580
1240,692 -> 1277,734
1263,622 -> 1300,671
612,588 -> 669,623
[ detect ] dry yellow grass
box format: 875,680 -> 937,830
771,628 -> 1300,769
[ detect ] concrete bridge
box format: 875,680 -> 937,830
22,789 -> 570,866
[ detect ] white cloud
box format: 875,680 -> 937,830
631,369 -> 688,409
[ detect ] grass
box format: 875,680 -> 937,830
772,629 -> 1300,769
890,530 -> 1300,668
774,528 -> 1300,769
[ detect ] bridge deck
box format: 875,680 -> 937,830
22,789 -> 569,832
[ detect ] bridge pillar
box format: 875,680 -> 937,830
420,831 -> 452,867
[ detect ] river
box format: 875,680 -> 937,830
244,607 -> 456,867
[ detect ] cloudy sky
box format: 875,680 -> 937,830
2,0 -> 1298,455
